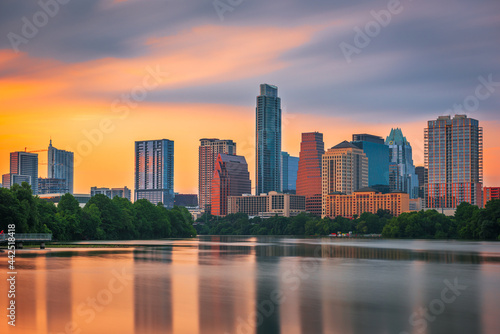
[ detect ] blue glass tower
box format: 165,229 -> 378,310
256,84 -> 281,195
135,139 -> 174,208
281,151 -> 299,193
351,134 -> 389,187
48,140 -> 74,194
385,128 -> 419,199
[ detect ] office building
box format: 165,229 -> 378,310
385,128 -> 419,199
425,115 -> 483,208
174,194 -> 199,207
351,134 -> 389,186
228,191 -> 305,218
484,187 -> 500,206
296,132 -> 324,216
135,139 -> 174,208
256,84 -> 282,195
199,138 -> 236,212
281,152 -> 299,193
415,166 -> 428,199
5,151 -> 39,194
39,193 -> 91,208
322,141 -> 368,217
38,178 -> 69,195
48,140 -> 74,194
90,186 -> 131,201
211,153 -> 251,216
2,173 -> 31,189
324,188 -> 409,219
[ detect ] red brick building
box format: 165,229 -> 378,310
484,187 -> 500,206
296,132 -> 324,216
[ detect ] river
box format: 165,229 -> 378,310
1,236 -> 500,334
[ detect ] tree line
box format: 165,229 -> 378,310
195,199 -> 500,240
0,182 -> 197,241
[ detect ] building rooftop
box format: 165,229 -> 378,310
331,140 -> 360,150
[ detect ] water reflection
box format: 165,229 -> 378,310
1,237 -> 500,334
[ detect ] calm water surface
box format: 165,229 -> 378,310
1,237 -> 500,334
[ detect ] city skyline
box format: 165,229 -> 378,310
2,0 -> 498,195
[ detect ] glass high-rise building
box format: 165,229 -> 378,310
211,153 -> 251,216
3,152 -> 39,194
48,140 -> 74,194
351,134 -> 389,187
281,152 -> 299,193
415,166 -> 428,199
385,128 -> 419,199
198,138 -> 236,211
425,115 -> 483,208
297,132 -> 324,216
256,84 -> 281,195
135,139 -> 174,208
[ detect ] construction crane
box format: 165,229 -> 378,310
24,147 -> 48,153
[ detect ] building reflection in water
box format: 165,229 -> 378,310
134,247 -> 173,334
46,252 -> 73,333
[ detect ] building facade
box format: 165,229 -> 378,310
210,153 -> 251,216
484,187 -> 500,206
296,132 -> 325,216
135,139 -> 174,208
48,140 -> 74,194
2,174 -> 31,189
322,141 -> 368,217
3,152 -> 39,194
425,115 -> 483,208
174,194 -> 199,207
324,188 -> 409,219
256,84 -> 281,195
351,134 -> 389,187
198,138 -> 236,211
228,192 -> 305,217
385,128 -> 419,199
91,186 -> 131,201
281,152 -> 299,193
38,178 -> 68,195
415,166 -> 428,199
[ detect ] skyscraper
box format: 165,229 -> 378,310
48,140 -> 74,194
198,138 -> 236,211
322,141 -> 368,217
425,115 -> 483,208
256,83 -> 281,195
351,134 -> 389,187
135,139 -> 174,208
3,152 -> 39,194
385,128 -> 419,199
211,153 -> 251,216
415,166 -> 428,199
296,132 -> 324,216
281,152 -> 299,193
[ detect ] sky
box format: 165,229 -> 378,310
0,0 -> 499,195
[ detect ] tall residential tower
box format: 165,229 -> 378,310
256,84 -> 281,195
135,139 -> 174,208
48,140 -> 74,194
425,115 -> 483,208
